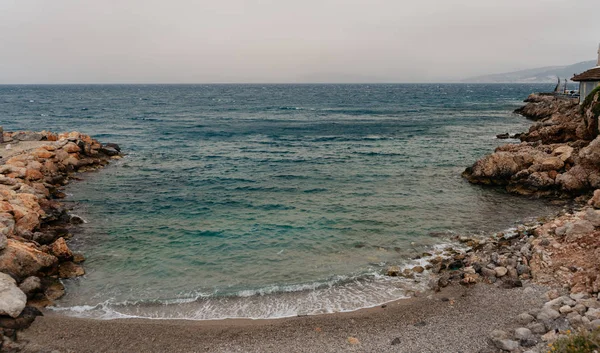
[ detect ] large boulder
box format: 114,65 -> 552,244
578,136 -> 600,166
589,189 -> 600,209
12,132 -> 43,142
50,238 -> 73,261
0,272 -> 26,318
0,240 -> 57,279
557,165 -> 590,192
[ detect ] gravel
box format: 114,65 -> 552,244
21,284 -> 547,353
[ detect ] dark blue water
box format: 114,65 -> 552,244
0,84 -> 559,319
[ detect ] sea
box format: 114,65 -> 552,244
0,83 -> 562,320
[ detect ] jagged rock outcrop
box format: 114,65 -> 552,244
464,90 -> 600,196
514,94 -> 591,143
514,94 -> 579,121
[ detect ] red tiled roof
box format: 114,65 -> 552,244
572,67 -> 600,81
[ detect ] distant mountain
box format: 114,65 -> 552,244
463,60 -> 597,83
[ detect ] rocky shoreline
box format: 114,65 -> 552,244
463,88 -> 600,198
380,88 -> 600,352
0,129 -> 121,350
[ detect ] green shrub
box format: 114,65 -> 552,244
547,328 -> 600,353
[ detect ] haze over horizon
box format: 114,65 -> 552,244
1,0 -> 599,84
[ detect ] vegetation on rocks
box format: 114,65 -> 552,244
548,328 -> 600,353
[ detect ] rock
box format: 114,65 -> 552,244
539,157 -> 564,171
494,339 -> 520,352
579,298 -> 600,309
528,322 -> 546,334
574,303 -> 587,314
50,238 -> 73,260
0,240 -> 57,279
583,208 -> 600,227
514,327 -> 532,341
12,132 -> 43,142
554,145 -> 574,161
0,272 -> 26,318
564,220 -> 595,241
460,273 -> 479,285
501,278 -> 523,289
591,319 -> 600,329
579,135 -> 600,166
73,253 -> 85,264
559,305 -> 573,314
0,234 -> 7,251
25,168 -> 44,181
347,337 -> 360,345
547,317 -> 570,332
570,292 -> 589,301
495,266 -> 508,277
62,142 -> 81,153
481,267 -> 496,277
582,316 -> 592,328
516,264 -> 530,275
523,287 -> 536,295
58,262 -> 84,278
517,312 -> 535,325
18,276 -> 41,297
438,274 -> 450,288
390,337 -> 401,345
386,266 -> 400,277
412,266 -> 424,273
489,329 -> 508,340
544,297 -> 565,310
537,307 -> 561,322
541,330 -> 557,342
0,306 -> 43,330
589,189 -> 600,209
586,307 -> 600,320
557,165 -> 589,192
496,133 -> 510,139
100,146 -> 119,156
44,281 -> 65,301
567,313 -> 584,328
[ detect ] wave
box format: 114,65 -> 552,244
51,242 -> 464,321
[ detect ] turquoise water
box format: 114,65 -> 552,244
0,84 -> 560,319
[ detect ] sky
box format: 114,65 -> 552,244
1,0 -> 599,84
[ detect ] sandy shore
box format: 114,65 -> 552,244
20,284 -> 547,353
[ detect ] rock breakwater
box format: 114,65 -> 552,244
0,129 -> 121,347
464,88 -> 600,197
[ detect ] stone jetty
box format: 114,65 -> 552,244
0,129 -> 121,346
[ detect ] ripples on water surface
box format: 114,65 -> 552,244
0,84 -> 561,319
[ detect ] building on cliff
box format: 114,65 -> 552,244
572,43 -> 600,104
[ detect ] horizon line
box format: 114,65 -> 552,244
0,81 -> 558,85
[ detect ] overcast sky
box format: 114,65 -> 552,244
1,0 -> 599,83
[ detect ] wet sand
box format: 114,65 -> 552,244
21,284 -> 547,353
